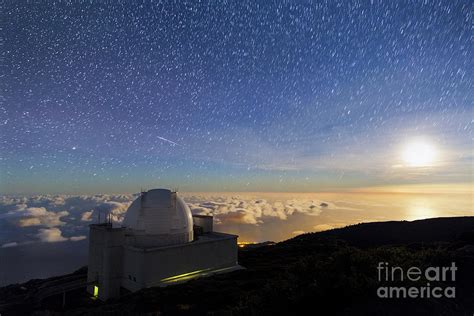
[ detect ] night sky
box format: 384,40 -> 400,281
1,1 -> 472,194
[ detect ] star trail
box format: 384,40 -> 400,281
1,1 -> 472,194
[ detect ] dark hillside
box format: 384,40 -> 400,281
291,216 -> 474,247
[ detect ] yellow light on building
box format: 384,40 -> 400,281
93,285 -> 99,297
160,268 -> 209,283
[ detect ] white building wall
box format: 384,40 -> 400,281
121,248 -> 145,292
88,226 -> 238,300
121,234 -> 238,291
87,224 -> 125,300
87,226 -> 102,298
125,231 -> 193,248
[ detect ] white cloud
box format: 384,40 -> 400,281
216,209 -> 261,225
0,194 -> 135,245
81,210 -> 94,222
17,207 -> 69,227
37,228 -> 68,243
1,242 -> 18,248
98,201 -> 130,223
70,235 -> 86,241
185,194 -> 328,225
18,217 -> 42,226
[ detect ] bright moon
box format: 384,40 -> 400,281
402,140 -> 437,167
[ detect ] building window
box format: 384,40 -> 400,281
133,277 -> 136,282
128,275 -> 132,280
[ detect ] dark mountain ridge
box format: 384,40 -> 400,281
292,216 -> 474,247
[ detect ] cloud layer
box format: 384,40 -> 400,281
1,191 -> 471,249
0,194 -> 134,248
0,193 -> 334,248
185,194 -> 329,225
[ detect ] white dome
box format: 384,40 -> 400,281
122,189 -> 193,247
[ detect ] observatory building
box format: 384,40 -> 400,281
86,189 -> 239,300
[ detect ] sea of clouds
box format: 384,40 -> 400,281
0,193 -> 334,248
0,193 -> 338,285
2,192 -> 468,286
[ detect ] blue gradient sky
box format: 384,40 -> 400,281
1,1 -> 472,194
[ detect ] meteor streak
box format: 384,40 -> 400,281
157,136 -> 181,146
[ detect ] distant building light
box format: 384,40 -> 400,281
237,241 -> 257,247
93,286 -> 99,297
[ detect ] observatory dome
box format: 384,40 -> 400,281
122,189 -> 193,247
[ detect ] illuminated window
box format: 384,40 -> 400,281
93,285 -> 99,297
